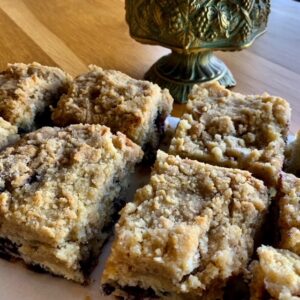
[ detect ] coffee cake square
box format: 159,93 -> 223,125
52,65 -> 173,154
279,173 -> 300,256
0,62 -> 71,131
250,246 -> 300,300
169,82 -> 290,186
0,124 -> 143,283
101,151 -> 269,299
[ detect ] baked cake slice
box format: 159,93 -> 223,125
169,82 -> 291,186
250,246 -> 300,300
0,62 -> 71,131
278,173 -> 300,255
0,124 -> 143,283
52,65 -> 173,154
101,151 -> 269,299
0,117 -> 19,149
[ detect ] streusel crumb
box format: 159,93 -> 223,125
102,151 -> 269,299
52,65 -> 173,150
250,246 -> 300,299
0,62 -> 71,131
0,124 -> 143,283
279,173 -> 300,256
169,81 -> 290,186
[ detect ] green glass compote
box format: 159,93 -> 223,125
125,0 -> 270,103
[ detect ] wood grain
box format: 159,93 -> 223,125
0,0 -> 87,75
0,7 -> 54,66
0,0 -> 299,132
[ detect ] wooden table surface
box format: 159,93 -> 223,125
0,0 -> 299,132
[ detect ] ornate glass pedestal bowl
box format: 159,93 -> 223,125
125,0 -> 270,103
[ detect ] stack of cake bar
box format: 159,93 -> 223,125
0,62 -> 172,283
0,63 -> 299,299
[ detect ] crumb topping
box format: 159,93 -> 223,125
102,151 -> 269,297
250,246 -> 300,300
0,124 -> 143,247
0,62 -> 71,130
52,65 -> 173,145
279,173 -> 300,255
169,82 -> 291,186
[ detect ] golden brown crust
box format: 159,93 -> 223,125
250,246 -> 300,300
0,124 -> 143,282
279,173 -> 300,255
0,62 -> 71,131
52,65 -> 173,147
102,151 -> 269,299
169,82 -> 291,186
